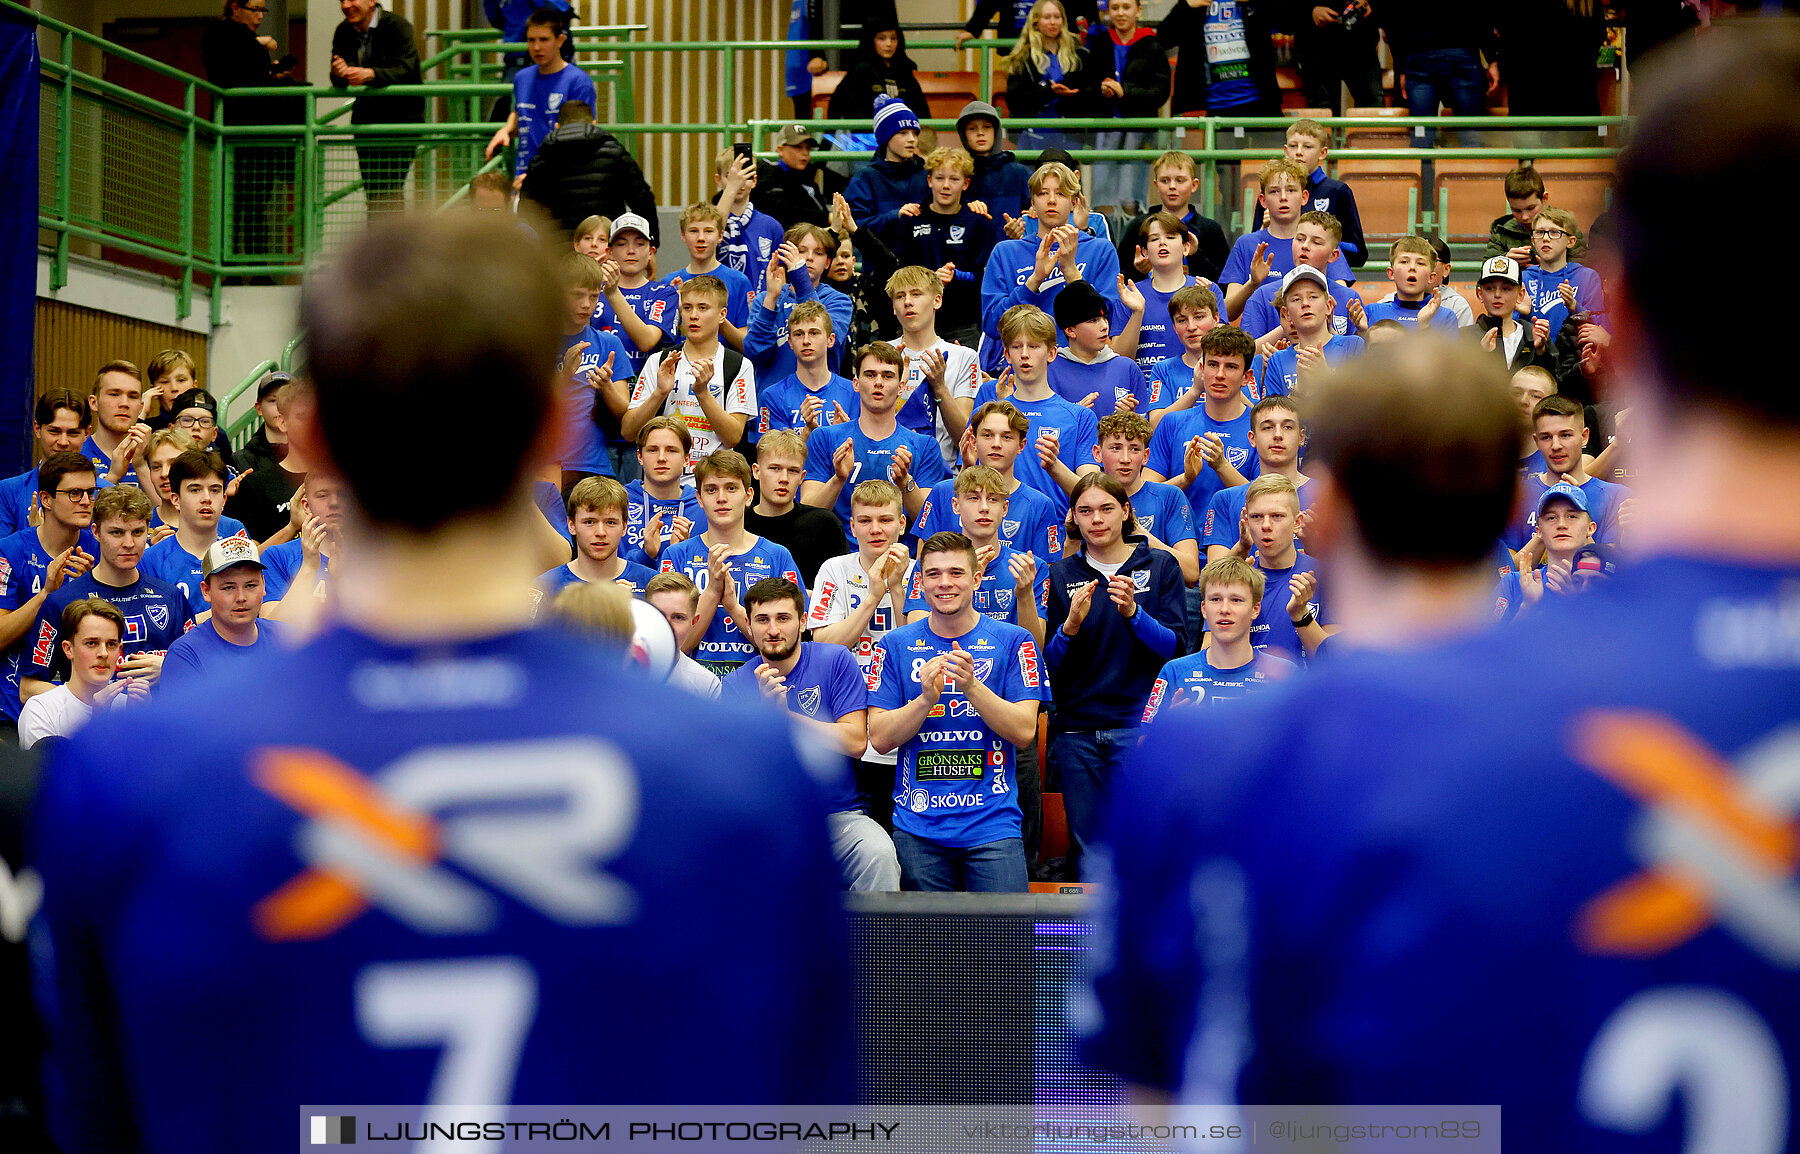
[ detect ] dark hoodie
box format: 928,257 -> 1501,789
957,100 -> 1031,216
826,21 -> 927,121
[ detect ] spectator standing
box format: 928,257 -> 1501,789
1376,3 -> 1499,141
827,17 -> 928,157
956,101 -> 1032,217
485,7 -> 594,189
753,124 -> 847,231
1287,0 -> 1382,114
1158,0 -> 1282,119
202,0 -> 301,260
520,101 -> 660,241
1083,0 -> 1170,219
329,0 -> 424,216
1495,0 -> 1607,121
1005,0 -> 1097,149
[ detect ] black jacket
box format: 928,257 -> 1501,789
1084,26 -> 1171,118
1159,0 -> 1280,114
329,7 -> 424,124
751,159 -> 844,230
1005,44 -> 1098,121
1470,314 -> 1552,375
520,125 -> 660,240
202,18 -> 302,126
827,26 -> 928,121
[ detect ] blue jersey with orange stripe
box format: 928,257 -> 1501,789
1081,556 -> 1800,1149
31,625 -> 854,1153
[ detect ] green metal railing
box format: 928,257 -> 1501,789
220,357 -> 277,450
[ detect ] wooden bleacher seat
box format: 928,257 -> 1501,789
1524,157 -> 1615,231
1434,157 -> 1522,243
1334,157 -> 1421,246
1344,105 -> 1413,150
809,71 -> 982,120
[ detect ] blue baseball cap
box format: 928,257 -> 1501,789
1536,481 -> 1590,519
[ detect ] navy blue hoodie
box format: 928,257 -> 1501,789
845,156 -> 928,222
1045,536 -> 1187,729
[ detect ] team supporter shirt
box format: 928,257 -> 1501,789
1125,481 -> 1197,549
1250,554 -> 1324,663
756,372 -> 858,438
802,422 -> 948,529
511,63 -> 597,175
1046,350 -> 1151,416
0,527 -> 101,721
808,552 -> 913,763
558,325 -> 635,475
660,265 -> 754,332
1131,277 -> 1228,374
1250,334 -> 1366,400
1221,228 -> 1356,293
591,280 -> 680,378
1506,473 -> 1632,551
902,544 -> 1046,626
23,571 -> 191,686
260,538 -> 329,604
968,380 -> 1098,510
1202,478 -> 1316,554
1083,557 -> 1800,1144
745,282 -> 855,383
896,341 -> 983,471
1521,260 -> 1607,337
868,615 -> 1046,847
1146,405 -> 1260,519
719,205 -> 785,288
1237,276 -> 1361,340
721,642 -> 867,813
977,233 -> 1122,375
1363,296 -> 1459,332
17,684 -> 96,749
0,473 -> 116,539
1146,355 -> 1208,414
623,481 -> 704,567
1141,648 -> 1292,721
141,528 -> 251,619
658,535 -> 804,676
32,624 -> 854,1151
531,560 -> 657,618
627,349 -> 758,476
159,617 -> 285,692
76,436 -> 114,478
913,478 -> 1065,565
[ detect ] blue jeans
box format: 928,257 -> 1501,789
1088,130 -> 1151,209
1184,583 -> 1207,654
1051,727 -> 1139,880
1402,48 -> 1486,146
608,442 -> 642,483
893,830 -> 1028,892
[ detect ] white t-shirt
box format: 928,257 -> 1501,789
669,651 -> 722,699
629,348 -> 757,474
808,551 -> 914,764
18,684 -> 95,749
898,340 -> 981,471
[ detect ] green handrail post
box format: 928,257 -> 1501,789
281,334 -> 303,371
221,357 -> 278,448
51,29 -> 72,292
721,47 -> 735,141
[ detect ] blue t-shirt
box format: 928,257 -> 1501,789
1250,334 -> 1367,400
1364,296 -> 1460,332
802,421 -> 948,530
511,63 -> 597,175
968,382 -> 1099,511
159,616 -> 284,692
0,471 -> 116,539
658,534 -> 805,676
558,325 -> 635,474
32,624 -> 854,1150
22,570 -> 191,685
1147,354 -> 1201,413
721,642 -> 867,813
532,560 -> 657,617
1238,276 -> 1361,340
0,527 -> 98,720
1132,276 -> 1228,375
1202,476 -> 1316,554
1141,647 -> 1292,722
1508,473 -> 1632,552
1046,351 -> 1151,416
623,481 -> 704,567
869,615 -> 1047,847
1221,228 -> 1356,291
756,372 -> 858,440
1251,554 -> 1325,663
1146,404 -> 1259,519
261,538 -> 329,604
902,544 -> 1047,625
142,529 -> 251,619
1200,0 -> 1260,109
978,233 -> 1122,375
913,477 -> 1065,565
1127,480 -> 1198,549
590,280 -> 679,377
1081,556 -> 1800,1144
660,264 -> 754,332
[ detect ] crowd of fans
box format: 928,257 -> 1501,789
68,2 -> 1641,895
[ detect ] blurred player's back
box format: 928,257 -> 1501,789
29,212 -> 855,1154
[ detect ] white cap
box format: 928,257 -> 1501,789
1479,255 -> 1522,285
201,535 -> 264,578
1279,265 -> 1330,294
611,212 -> 653,240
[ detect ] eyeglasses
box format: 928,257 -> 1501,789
241,4 -> 268,11
174,415 -> 218,430
1531,228 -> 1569,239
55,487 -> 98,502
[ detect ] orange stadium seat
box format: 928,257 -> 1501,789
1525,157 -> 1615,231
1344,105 -> 1413,151
1434,157 -> 1522,243
1039,792 -> 1071,864
1334,157 -> 1422,246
